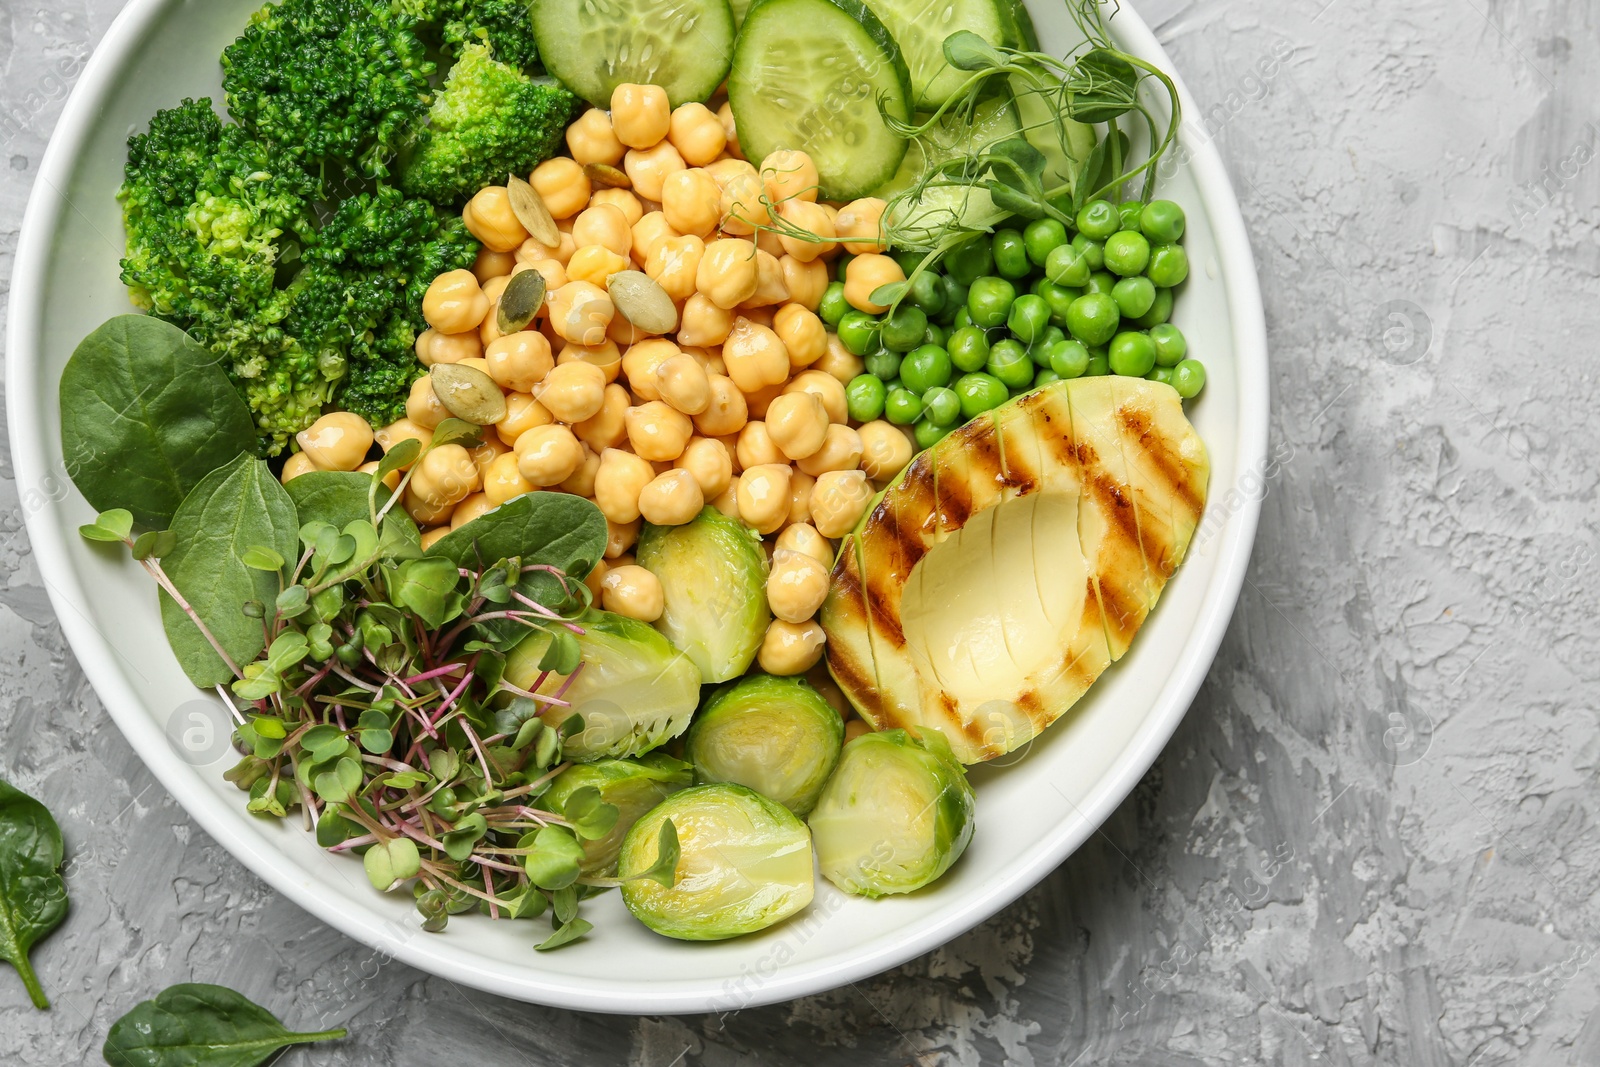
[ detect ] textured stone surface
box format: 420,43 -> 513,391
3,0 -> 1599,1063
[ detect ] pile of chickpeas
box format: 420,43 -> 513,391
281,83 -> 924,679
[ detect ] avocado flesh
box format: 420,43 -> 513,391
820,378 -> 1209,763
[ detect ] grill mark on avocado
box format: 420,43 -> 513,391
1117,405 -> 1206,517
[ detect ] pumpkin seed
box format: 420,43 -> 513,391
607,271 -> 679,335
507,174 -> 560,247
429,364 -> 508,426
584,163 -> 632,190
497,268 -> 547,335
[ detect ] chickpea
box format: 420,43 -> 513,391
674,436 -> 733,498
566,107 -> 626,165
473,247 -> 517,284
776,199 -> 836,261
779,255 -> 829,310
461,186 -> 530,253
515,251 -> 568,290
416,328 -> 483,368
695,347 -> 728,377
406,489 -> 456,528
787,469 -> 816,527
843,253 -> 904,314
590,188 -> 644,228
530,157 -> 591,220
677,292 -> 733,347
645,234 -> 706,302
758,619 -> 826,675
584,558 -> 609,599
563,244 -> 627,288
739,250 -> 791,308
606,517 -> 641,558
709,482 -> 741,520
756,227 -> 786,260
507,423 -> 579,487
721,317 -> 790,392
495,392 -> 554,447
375,418 -> 430,468
637,469 -> 705,526
796,424 -> 863,476
607,313 -> 655,346
835,197 -> 888,253
406,375 -> 450,430
416,527 -> 452,551
737,463 -> 793,535
280,451 -> 316,484
631,211 -> 679,265
478,451 -> 532,507
655,352 -> 712,415
624,141 -> 686,202
743,380 -> 786,419
661,168 -> 722,238
767,547 -> 829,622
410,444 -> 481,509
620,338 -> 679,400
601,564 -> 666,621
468,435 -> 510,481
625,400 -> 694,461
570,203 -> 632,258
594,447 -> 655,524
531,360 -> 605,423
764,391 -> 829,460
658,102 -> 720,167
736,420 -> 784,469
776,522 -> 833,567
810,469 -> 873,537
772,304 -> 828,370
784,368 -> 849,424
761,149 -> 820,204
296,412 -> 374,472
546,281 -> 614,346
739,305 -> 777,331
704,156 -> 757,190
564,383 -> 624,453
818,332 -> 866,383
557,339 -> 623,384
715,100 -> 745,160
357,460 -> 403,492
717,169 -> 770,235
556,445 -> 600,497
423,270 -> 491,334
693,374 -> 749,437
484,331 -> 553,393
610,83 -> 671,149
450,493 -> 494,531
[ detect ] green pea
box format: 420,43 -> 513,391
1117,201 -> 1144,231
1172,358 -> 1206,399
967,276 -> 1016,328
818,281 -> 850,327
1112,276 -> 1157,318
955,372 -> 1009,418
944,239 -> 994,286
1034,368 -> 1063,388
834,253 -> 855,281
1132,287 -> 1173,328
893,250 -> 924,276
864,346 -> 902,380
884,386 -> 925,425
1150,323 -> 1187,367
1075,199 -> 1121,239
837,309 -> 880,356
1045,242 -> 1092,287
881,304 -> 928,352
1103,231 -> 1151,276
907,271 -> 946,316
1146,367 -> 1176,386
1071,233 -> 1104,271
922,321 -> 949,349
1034,280 -> 1081,326
1006,294 -> 1051,344
1049,339 -> 1091,379
1065,293 -> 1120,345
1028,325 -> 1065,366
1084,271 -> 1116,296
914,418 -> 953,450
1085,353 -> 1111,376
987,339 -> 1035,388
991,228 -> 1032,279
1146,244 -> 1189,288
1140,200 -> 1186,243
1023,218 -> 1070,266
941,275 -> 969,318
900,344 -> 953,393
1108,331 -> 1157,377
948,326 -> 991,372
952,305 -> 974,331
922,386 -> 961,425
845,373 -> 887,422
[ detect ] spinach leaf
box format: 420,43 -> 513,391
60,316 -> 257,529
0,778 -> 68,1010
427,490 -> 605,594
161,455 -> 300,687
285,471 -> 419,548
102,983 -> 346,1067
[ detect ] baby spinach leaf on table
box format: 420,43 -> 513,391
160,454 -> 300,688
101,983 -> 346,1067
0,778 -> 68,1010
59,316 -> 256,529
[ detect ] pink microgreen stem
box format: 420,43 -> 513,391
405,662 -> 467,686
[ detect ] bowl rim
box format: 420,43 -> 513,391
6,0 -> 1267,1014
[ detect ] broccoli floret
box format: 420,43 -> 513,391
399,42 -> 578,206
222,0 -> 435,182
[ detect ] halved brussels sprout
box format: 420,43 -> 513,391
686,674 -> 844,815
618,783 -> 814,940
635,507 -> 771,683
542,753 -> 694,875
808,728 -> 975,897
504,610 -> 701,761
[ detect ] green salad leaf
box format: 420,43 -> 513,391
102,983 -> 346,1067
0,778 -> 68,1010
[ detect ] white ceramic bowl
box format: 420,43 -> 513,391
7,0 -> 1266,1013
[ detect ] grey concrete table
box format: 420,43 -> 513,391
3,0 -> 1597,1063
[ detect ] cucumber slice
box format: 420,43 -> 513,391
1011,75 -> 1096,189
872,95 -> 1019,240
533,0 -> 737,108
863,0 -> 1039,107
729,0 -> 913,201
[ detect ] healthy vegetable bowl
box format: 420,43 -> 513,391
9,0 -> 1266,1012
